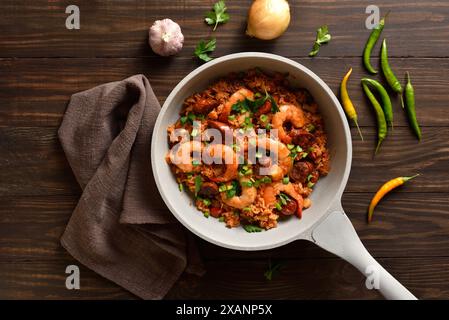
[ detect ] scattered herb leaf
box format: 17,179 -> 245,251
194,38 -> 216,62
264,260 -> 283,281
204,0 -> 230,31
309,25 -> 331,57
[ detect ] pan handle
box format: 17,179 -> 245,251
309,209 -> 417,300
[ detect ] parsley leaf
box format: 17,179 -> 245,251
205,0 -> 230,31
264,260 -> 283,281
309,25 -> 331,57
243,224 -> 264,233
194,38 -> 216,62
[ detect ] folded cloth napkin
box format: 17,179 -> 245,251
58,74 -> 204,299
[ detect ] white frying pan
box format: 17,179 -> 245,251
151,52 -> 417,300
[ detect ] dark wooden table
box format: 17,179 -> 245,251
1,0 -> 449,299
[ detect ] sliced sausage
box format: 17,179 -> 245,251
278,200 -> 297,216
289,128 -> 315,148
198,182 -> 219,198
289,161 -> 314,184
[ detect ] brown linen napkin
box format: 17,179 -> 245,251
58,74 -> 204,299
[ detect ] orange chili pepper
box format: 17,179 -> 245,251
368,174 -> 419,223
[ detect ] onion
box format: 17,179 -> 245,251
246,0 -> 291,40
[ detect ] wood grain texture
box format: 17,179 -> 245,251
0,0 -> 448,58
2,257 -> 449,300
1,0 -> 449,300
0,57 -> 447,127
1,126 -> 448,196
1,193 -> 449,263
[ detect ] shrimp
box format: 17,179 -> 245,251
168,141 -> 203,173
271,104 -> 306,144
219,88 -> 254,123
221,177 -> 257,209
261,182 -> 304,218
203,144 -> 238,183
256,137 -> 293,181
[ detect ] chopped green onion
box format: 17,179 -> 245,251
241,181 -> 253,188
191,128 -> 199,137
202,198 -> 211,207
275,202 -> 282,210
203,211 -> 210,218
178,183 -> 184,192
194,176 -> 202,196
218,216 -> 225,222
228,115 -> 236,121
282,177 -> 289,184
243,207 -> 251,212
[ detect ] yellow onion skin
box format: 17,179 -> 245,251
246,0 -> 291,40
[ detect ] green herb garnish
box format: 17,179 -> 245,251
204,0 -> 230,31
218,216 -> 225,222
204,211 -> 210,218
282,176 -> 289,184
194,176 -> 203,196
289,145 -> 303,158
178,183 -> 184,192
306,123 -> 316,132
243,224 -> 264,233
309,25 -> 331,57
264,260 -> 283,281
194,38 -> 216,62
279,193 -> 290,205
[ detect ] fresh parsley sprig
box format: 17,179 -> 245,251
205,0 -> 230,31
309,25 -> 331,57
264,260 -> 283,281
194,38 -> 216,62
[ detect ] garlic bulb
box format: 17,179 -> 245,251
246,0 -> 291,40
149,19 -> 184,56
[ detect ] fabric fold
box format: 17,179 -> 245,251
58,74 -> 204,299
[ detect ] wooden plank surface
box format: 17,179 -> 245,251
0,57 -> 448,127
0,0 -> 448,300
1,1 -> 448,58
1,193 -> 449,262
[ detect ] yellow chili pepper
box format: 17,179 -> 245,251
340,68 -> 364,140
368,174 -> 420,223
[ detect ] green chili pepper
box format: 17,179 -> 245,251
404,72 -> 422,141
381,39 -> 404,108
362,82 -> 387,155
361,78 -> 393,129
363,12 -> 389,74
